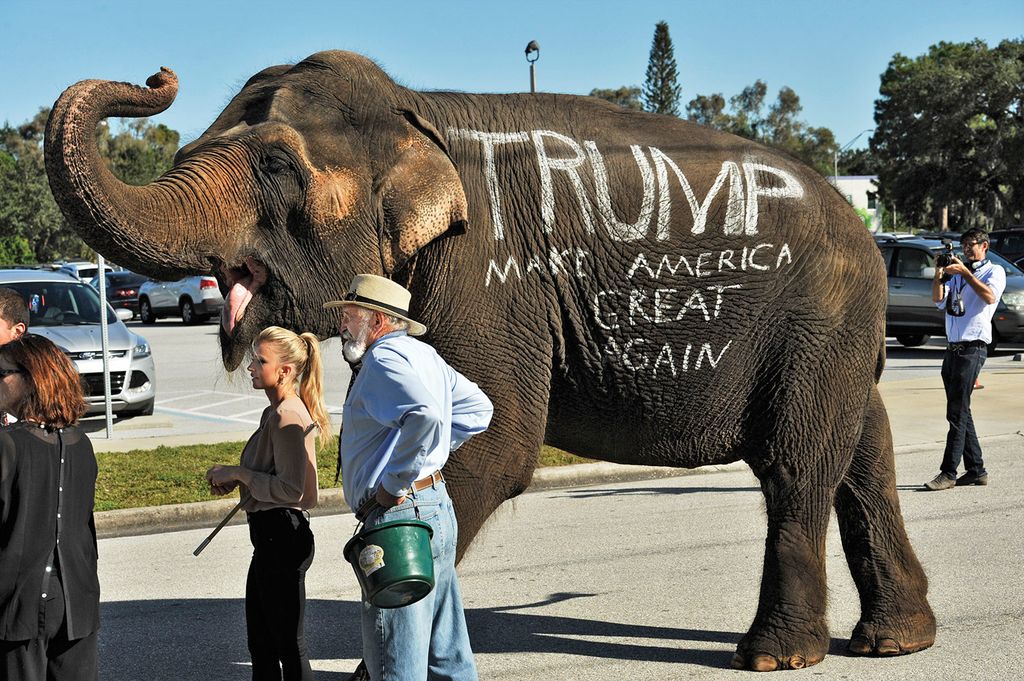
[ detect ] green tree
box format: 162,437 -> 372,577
685,82 -> 837,175
589,86 -> 643,111
642,21 -> 682,116
0,108 -> 180,263
685,93 -> 728,129
838,147 -> 880,176
872,38 -> 1024,230
726,80 -> 767,139
0,109 -> 79,263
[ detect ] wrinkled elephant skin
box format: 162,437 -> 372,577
45,51 -> 935,670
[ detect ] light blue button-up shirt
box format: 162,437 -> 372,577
340,331 -> 493,507
935,261 -> 1006,344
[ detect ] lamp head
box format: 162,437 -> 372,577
525,40 -> 540,63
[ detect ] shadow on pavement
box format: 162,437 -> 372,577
555,485 -> 760,500
99,592 -> 855,677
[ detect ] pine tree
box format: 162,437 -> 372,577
642,21 -> 681,116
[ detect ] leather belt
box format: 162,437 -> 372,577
410,470 -> 444,492
948,339 -> 986,349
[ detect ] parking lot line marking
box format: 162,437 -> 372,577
234,406 -> 272,417
155,405 -> 261,426
184,396 -> 253,411
155,390 -> 247,405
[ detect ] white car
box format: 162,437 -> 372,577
1,269 -> 156,416
58,261 -> 113,283
137,275 -> 225,325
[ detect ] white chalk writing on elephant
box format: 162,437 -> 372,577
449,128 -> 805,241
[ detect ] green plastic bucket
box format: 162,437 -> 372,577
344,519 -> 435,608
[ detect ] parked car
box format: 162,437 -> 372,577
88,271 -> 149,320
58,261 -> 113,283
876,236 -> 1024,350
0,269 -> 156,416
988,226 -> 1024,268
137,275 -> 224,325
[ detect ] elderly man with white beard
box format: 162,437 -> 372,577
325,274 -> 492,681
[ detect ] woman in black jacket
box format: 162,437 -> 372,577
0,334 -> 99,681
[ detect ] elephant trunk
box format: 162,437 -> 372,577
44,68 -> 256,279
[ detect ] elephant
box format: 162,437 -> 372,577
45,50 -> 935,671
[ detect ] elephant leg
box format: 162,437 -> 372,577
835,385 -> 935,656
731,466 -> 836,671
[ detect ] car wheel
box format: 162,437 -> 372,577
180,298 -> 198,325
896,334 -> 930,347
139,298 -> 157,324
123,399 -> 155,417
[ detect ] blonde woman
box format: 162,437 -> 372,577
206,326 -> 329,681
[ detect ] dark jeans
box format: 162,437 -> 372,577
246,508 -> 316,681
940,343 -> 987,478
0,573 -> 98,681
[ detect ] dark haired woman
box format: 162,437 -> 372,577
0,334 -> 99,681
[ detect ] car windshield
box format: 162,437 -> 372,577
929,246 -> 1024,277
4,280 -> 117,326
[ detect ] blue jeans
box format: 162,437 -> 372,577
940,343 -> 987,478
360,481 -> 477,681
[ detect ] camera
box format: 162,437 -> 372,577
936,241 -> 956,282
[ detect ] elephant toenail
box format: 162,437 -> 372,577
789,655 -> 806,669
877,638 -> 900,655
849,636 -> 872,655
751,654 -> 780,672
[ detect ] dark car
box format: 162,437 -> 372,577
88,271 -> 149,320
988,226 -> 1024,268
876,236 -> 1024,349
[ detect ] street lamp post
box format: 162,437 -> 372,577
833,128 -> 873,186
525,41 -> 539,93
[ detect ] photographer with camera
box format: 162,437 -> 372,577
923,228 -> 1006,491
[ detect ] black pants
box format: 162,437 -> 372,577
0,573 -> 98,681
246,508 -> 316,681
940,343 -> 987,478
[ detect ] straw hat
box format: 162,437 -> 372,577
323,274 -> 427,336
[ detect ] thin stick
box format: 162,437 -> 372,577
193,501 -> 243,556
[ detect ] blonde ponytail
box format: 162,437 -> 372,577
298,332 -> 331,446
254,326 -> 332,449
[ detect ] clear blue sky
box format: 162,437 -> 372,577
3,0 -> 1021,150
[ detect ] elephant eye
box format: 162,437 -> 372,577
263,152 -> 292,175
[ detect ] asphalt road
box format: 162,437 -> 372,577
96,435 -> 1024,680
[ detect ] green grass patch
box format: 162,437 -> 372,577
94,438 -> 589,511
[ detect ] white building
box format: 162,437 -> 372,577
829,175 -> 879,228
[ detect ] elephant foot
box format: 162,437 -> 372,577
730,623 -> 828,671
847,614 -> 936,657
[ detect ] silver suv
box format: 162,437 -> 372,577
877,236 -> 1024,350
138,275 -> 224,325
0,269 -> 157,416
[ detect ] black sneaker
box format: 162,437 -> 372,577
923,473 -> 956,491
955,471 -> 989,486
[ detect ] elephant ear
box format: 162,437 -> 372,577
379,109 -> 468,273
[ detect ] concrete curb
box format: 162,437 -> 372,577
94,432 -> 1024,540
